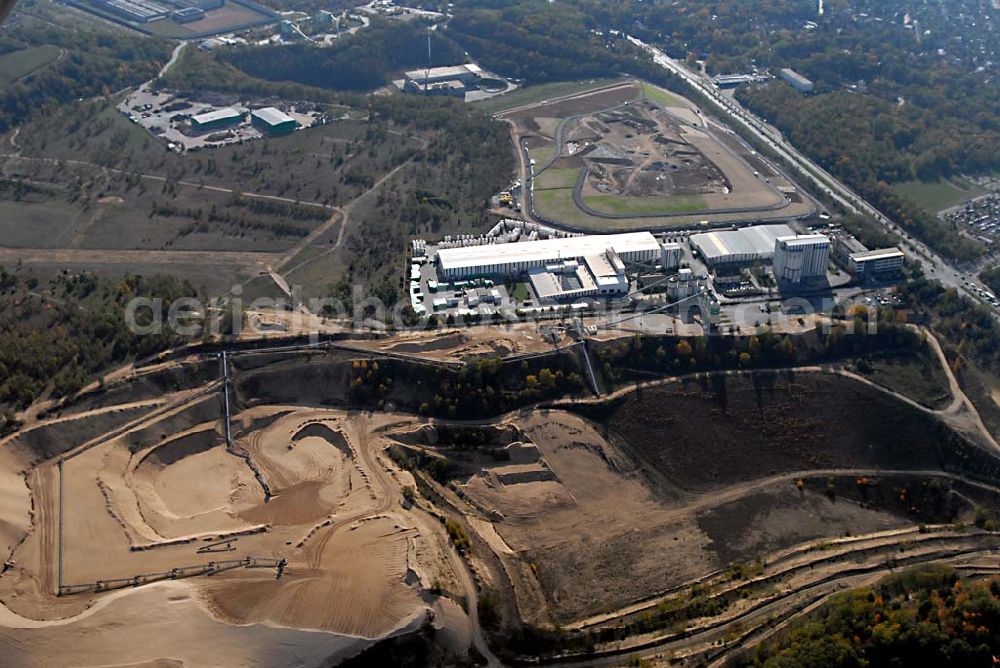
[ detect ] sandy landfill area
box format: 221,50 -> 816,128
0,323 -> 997,666
0,391 -> 479,667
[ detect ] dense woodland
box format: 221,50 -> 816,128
981,267 -> 1000,297
736,83 -> 989,261
219,19 -> 467,92
442,2 -> 676,86
590,308 -> 931,389
0,269 -> 199,428
159,47 -> 342,103
747,566 -> 1000,667
897,277 -> 999,371
0,5 -> 170,134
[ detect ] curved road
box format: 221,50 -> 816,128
628,36 -> 1000,317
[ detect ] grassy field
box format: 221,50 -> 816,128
583,193 -> 707,215
534,167 -> 580,190
528,144 -> 555,166
0,173 -> 325,253
474,79 -> 624,115
641,83 -> 686,108
533,187 -> 589,226
0,45 -> 62,88
0,198 -> 81,247
894,178 -> 988,214
533,188 -> 710,230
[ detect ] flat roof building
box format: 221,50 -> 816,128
690,224 -> 794,266
172,6 -> 204,22
98,0 -> 170,22
403,64 -> 482,95
175,0 -> 223,8
833,233 -> 868,265
712,73 -> 767,88
849,248 -> 904,278
251,107 -> 298,135
773,234 -> 830,283
436,231 -> 660,279
527,251 -> 630,304
191,107 -> 244,131
404,64 -> 482,85
779,68 -> 814,93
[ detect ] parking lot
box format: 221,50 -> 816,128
118,86 -> 320,152
943,193 -> 1000,245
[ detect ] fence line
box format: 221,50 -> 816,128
58,556 -> 285,596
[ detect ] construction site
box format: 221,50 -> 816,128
0,320 -> 998,665
505,82 -> 819,231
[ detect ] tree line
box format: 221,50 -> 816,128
747,565 -> 1000,667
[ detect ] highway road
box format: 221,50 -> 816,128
627,36 -> 999,316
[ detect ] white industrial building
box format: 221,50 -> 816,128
528,252 -> 628,303
849,248 -> 905,277
435,232 -> 660,303
690,224 -> 794,266
779,68 -> 814,93
436,232 -> 660,279
97,0 -> 170,22
660,242 -> 683,271
403,64 -> 482,96
190,107 -> 244,131
404,64 -> 482,85
773,234 -> 831,283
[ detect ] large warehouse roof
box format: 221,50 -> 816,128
404,64 -> 480,81
691,224 -> 794,262
191,107 -> 243,125
251,107 -> 295,126
436,232 -> 659,273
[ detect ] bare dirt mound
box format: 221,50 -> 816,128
292,422 -> 351,457
0,405 -> 449,662
422,395 -> 998,624
573,103 -> 729,199
451,410 -> 710,622
237,416 -> 354,525
0,449 -> 31,565
203,517 -> 426,637
132,428 -> 261,526
0,582 -> 372,667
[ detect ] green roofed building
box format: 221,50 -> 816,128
190,107 -> 244,132
251,107 -> 298,135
